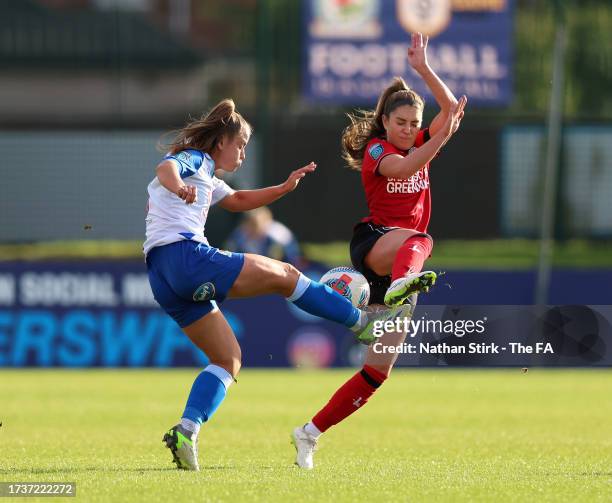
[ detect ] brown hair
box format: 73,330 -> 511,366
341,77 -> 424,171
159,98 -> 252,155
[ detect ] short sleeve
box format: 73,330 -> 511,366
210,176 -> 235,205
363,139 -> 400,175
164,149 -> 203,179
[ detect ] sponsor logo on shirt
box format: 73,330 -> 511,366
386,168 -> 429,194
368,143 -> 384,160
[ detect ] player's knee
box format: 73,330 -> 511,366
278,262 -> 301,297
228,356 -> 241,377
410,232 -> 434,250
212,353 -> 242,378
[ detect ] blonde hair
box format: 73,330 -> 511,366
159,98 -> 252,155
341,77 -> 424,171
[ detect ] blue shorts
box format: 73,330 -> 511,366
146,240 -> 245,327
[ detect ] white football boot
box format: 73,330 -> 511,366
291,426 -> 318,470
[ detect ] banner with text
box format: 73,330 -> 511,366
0,261 -> 610,367
303,0 -> 513,105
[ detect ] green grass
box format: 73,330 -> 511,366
0,369 -> 610,502
2,239 -> 612,269
0,241 -> 145,261
303,240 -> 612,269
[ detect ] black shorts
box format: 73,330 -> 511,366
349,222 -> 399,305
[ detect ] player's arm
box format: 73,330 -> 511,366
219,162 -> 316,212
156,160 -> 197,203
408,33 -> 459,137
379,96 -> 467,179
378,131 -> 448,179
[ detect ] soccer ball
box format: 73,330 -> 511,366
320,267 -> 370,308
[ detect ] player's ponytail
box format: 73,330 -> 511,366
341,77 -> 424,171
159,98 -> 252,155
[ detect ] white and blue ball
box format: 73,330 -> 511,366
320,267 -> 370,308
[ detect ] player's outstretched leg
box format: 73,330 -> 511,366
286,271 -> 414,345
229,254 -> 410,344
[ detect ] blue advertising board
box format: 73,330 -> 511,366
0,261 -> 356,368
0,261 -> 611,368
303,0 -> 513,105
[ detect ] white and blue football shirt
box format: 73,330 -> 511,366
143,149 -> 235,256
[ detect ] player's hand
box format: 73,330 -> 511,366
407,32 -> 429,73
442,95 -> 467,137
177,184 -> 197,204
282,162 -> 317,192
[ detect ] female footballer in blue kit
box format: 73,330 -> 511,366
145,98 -> 410,471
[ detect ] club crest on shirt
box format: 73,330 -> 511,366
193,282 -> 216,301
368,143 -> 384,160
177,151 -> 192,163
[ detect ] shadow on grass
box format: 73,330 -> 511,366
535,471 -> 612,478
0,466 -> 235,474
0,467 -> 175,474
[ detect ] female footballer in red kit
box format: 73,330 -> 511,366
292,33 -> 467,469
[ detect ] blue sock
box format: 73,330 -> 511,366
288,274 -> 360,327
181,365 -> 234,426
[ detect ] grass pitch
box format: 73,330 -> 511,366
0,369 -> 610,502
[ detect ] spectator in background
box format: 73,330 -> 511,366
225,206 -> 303,266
